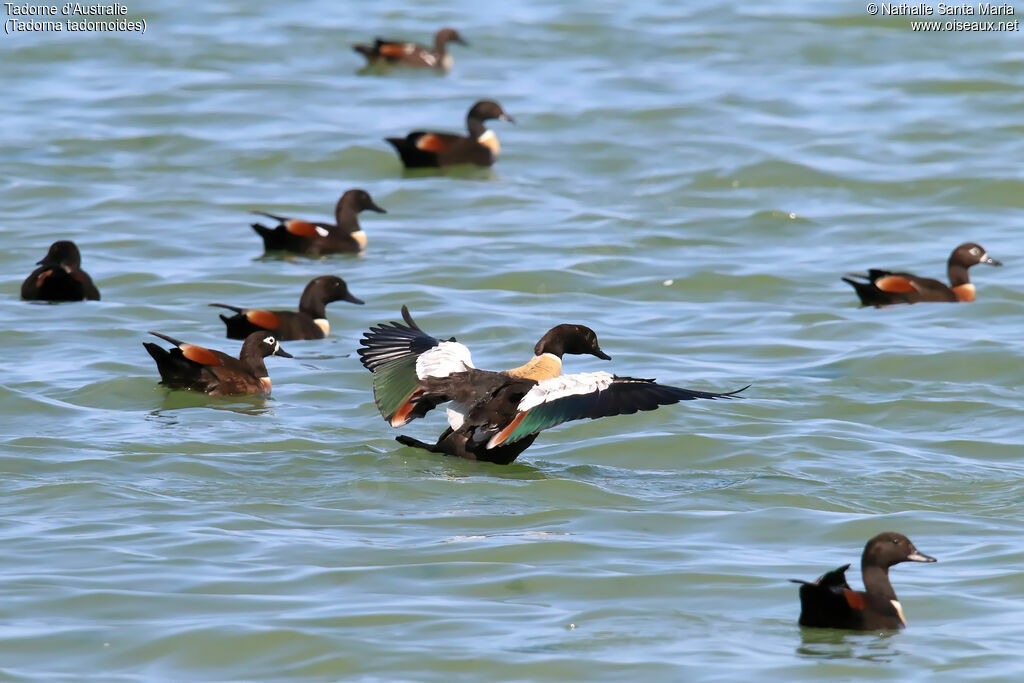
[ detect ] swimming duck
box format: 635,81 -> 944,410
385,100 -> 513,168
843,242 -> 1001,306
144,331 -> 292,396
21,240 -> 100,302
210,276 -> 364,341
353,27 -> 468,71
357,306 -> 745,464
792,532 -> 936,631
251,189 -> 386,256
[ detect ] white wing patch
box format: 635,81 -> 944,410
421,52 -> 437,66
446,402 -> 468,430
416,341 -> 474,379
517,372 -> 615,412
314,226 -> 330,237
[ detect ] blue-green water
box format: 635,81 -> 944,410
2,0 -> 1024,679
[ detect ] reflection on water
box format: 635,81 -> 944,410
796,627 -> 901,662
148,391 -> 274,416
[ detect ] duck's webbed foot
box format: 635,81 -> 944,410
395,435 -> 442,452
395,428 -> 480,460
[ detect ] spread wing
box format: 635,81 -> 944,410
358,306 -> 475,426
487,373 -> 747,448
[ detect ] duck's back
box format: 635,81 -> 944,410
796,565 -> 905,630
22,265 -> 99,301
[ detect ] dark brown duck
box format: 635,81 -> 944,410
144,331 -> 292,396
21,241 -> 100,302
353,27 -> 467,71
251,189 -> 385,256
792,532 -> 936,631
843,242 -> 1001,306
211,276 -> 364,341
357,306 -> 745,464
385,100 -> 513,168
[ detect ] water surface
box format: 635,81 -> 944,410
2,0 -> 1024,680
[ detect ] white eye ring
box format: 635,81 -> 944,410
970,247 -> 981,256
263,336 -> 276,346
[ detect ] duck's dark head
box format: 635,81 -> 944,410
39,240 -> 82,268
338,189 -> 386,215
468,100 -> 514,125
951,242 -> 1001,269
303,275 -> 364,306
435,27 -> 468,47
863,532 -> 936,569
534,324 -> 611,360
243,332 -> 293,359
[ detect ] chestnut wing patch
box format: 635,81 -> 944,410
390,389 -> 424,428
180,344 -> 224,367
842,589 -> 867,611
358,306 -> 468,425
874,275 -> 919,294
379,42 -> 412,57
414,133 -> 459,153
245,309 -> 281,330
285,219 -> 321,238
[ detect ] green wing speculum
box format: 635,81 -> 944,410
358,306 -> 474,426
489,375 -> 746,448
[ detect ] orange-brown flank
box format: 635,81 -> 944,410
415,134 -> 449,153
180,344 -> 223,366
379,44 -> 407,57
843,590 -> 867,610
875,275 -> 917,294
245,310 -> 281,330
285,220 -> 320,238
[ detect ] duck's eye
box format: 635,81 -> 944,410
263,336 -> 276,345
970,247 -> 981,256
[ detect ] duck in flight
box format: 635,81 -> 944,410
357,306 -> 746,464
